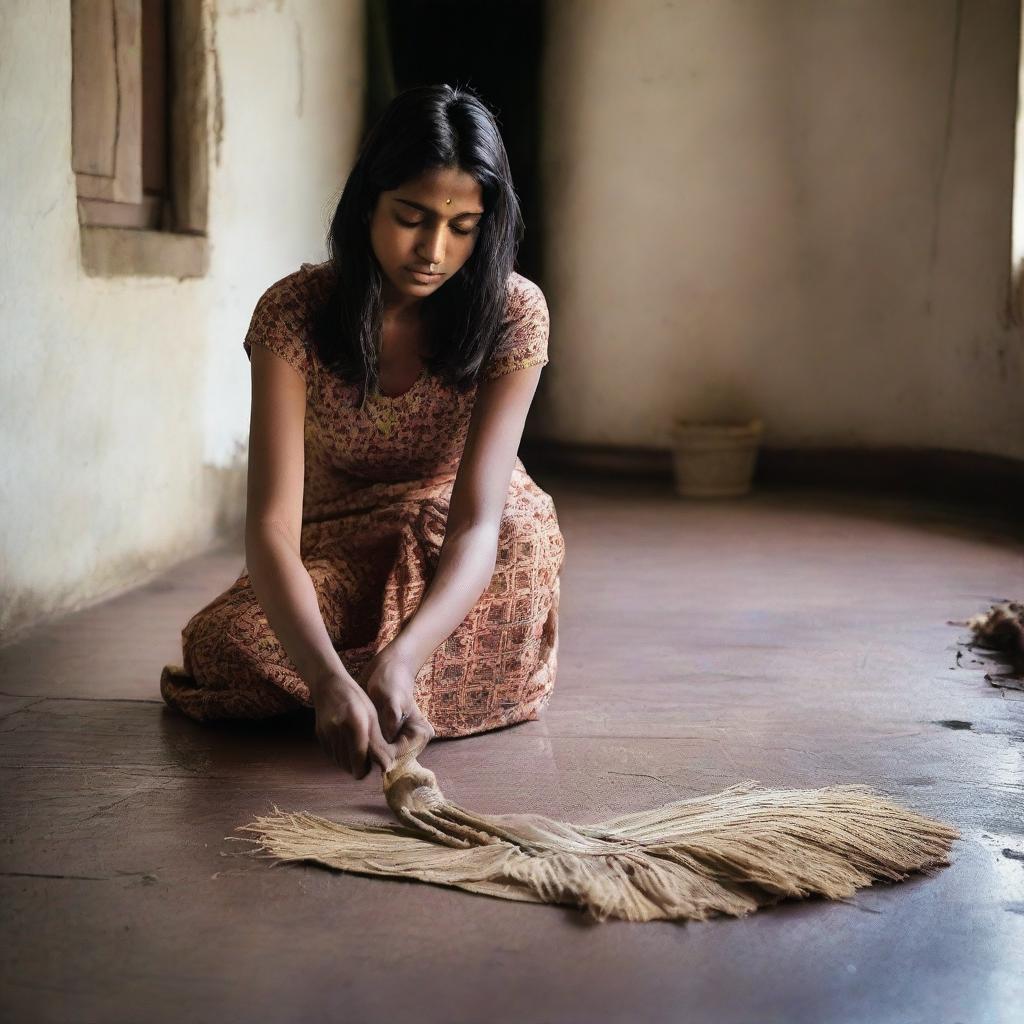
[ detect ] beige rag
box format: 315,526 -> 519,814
235,732 -> 960,923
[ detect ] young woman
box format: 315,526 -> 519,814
160,84 -> 565,781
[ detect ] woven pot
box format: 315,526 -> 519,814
671,418 -> 764,498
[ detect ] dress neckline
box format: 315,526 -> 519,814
369,367 -> 428,401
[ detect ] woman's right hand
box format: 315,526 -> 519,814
309,672 -> 396,779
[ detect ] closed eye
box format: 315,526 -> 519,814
395,216 -> 477,237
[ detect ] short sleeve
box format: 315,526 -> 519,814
480,275 -> 550,382
242,270 -> 314,383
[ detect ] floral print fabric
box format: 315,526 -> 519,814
160,262 -> 565,738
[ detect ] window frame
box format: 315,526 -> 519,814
70,0 -> 209,278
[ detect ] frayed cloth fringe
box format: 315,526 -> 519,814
234,738 -> 959,924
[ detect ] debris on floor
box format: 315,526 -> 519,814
961,600 -> 1024,691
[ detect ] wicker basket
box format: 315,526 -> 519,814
670,418 -> 764,498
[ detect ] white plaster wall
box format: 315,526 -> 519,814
0,0 -> 363,637
539,0 -> 1024,458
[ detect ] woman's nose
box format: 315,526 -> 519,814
418,226 -> 445,265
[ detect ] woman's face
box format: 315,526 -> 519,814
369,166 -> 484,304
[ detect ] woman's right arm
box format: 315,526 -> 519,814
244,343 -> 394,777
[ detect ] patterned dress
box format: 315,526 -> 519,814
159,262 -> 565,739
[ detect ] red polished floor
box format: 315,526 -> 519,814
1,475 -> 1021,1023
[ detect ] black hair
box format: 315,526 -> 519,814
312,83 -> 525,402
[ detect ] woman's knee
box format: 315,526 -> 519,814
497,501 -> 564,573
175,586 -> 305,719
182,583 -> 272,684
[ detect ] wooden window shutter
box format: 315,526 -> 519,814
72,0 -> 209,276
72,1 -> 143,210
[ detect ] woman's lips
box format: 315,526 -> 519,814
406,267 -> 442,282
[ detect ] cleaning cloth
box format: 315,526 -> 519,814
236,732 -> 959,923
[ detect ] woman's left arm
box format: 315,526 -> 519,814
361,362 -> 544,744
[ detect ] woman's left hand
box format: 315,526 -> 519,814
359,652 -> 436,758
